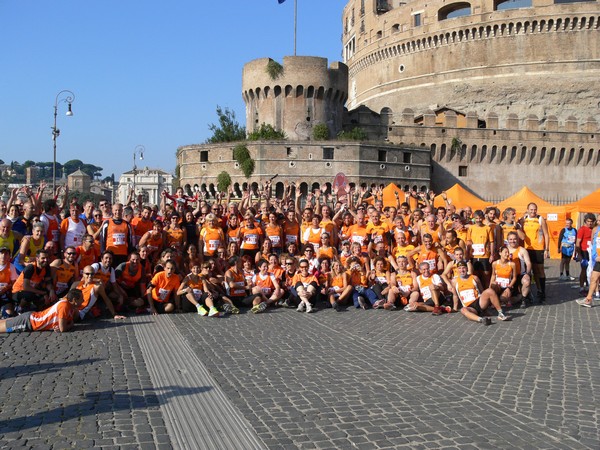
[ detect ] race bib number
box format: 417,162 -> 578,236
208,240 -> 219,251
567,235 -> 576,244
51,230 -> 60,242
459,289 -> 477,306
472,243 -> 485,256
421,285 -> 432,300
269,235 -> 280,245
496,277 -> 510,288
246,234 -> 258,245
285,235 -> 297,244
158,288 -> 170,301
112,233 -> 126,246
261,287 -> 272,295
353,236 -> 365,245
424,259 -> 436,271
373,234 -> 383,244
376,276 -> 387,284
192,289 -> 203,301
398,284 -> 411,294
56,282 -> 69,292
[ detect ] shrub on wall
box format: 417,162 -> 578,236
337,127 -> 367,141
217,171 -> 232,192
248,123 -> 286,141
312,123 -> 330,140
266,59 -> 284,80
233,144 -> 255,178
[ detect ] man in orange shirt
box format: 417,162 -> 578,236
1,289 -> 83,333
99,203 -> 134,268
130,205 -> 154,247
147,260 -> 181,315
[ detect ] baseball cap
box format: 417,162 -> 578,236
456,260 -> 468,268
0,246 -> 10,253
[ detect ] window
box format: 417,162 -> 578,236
200,151 -> 208,162
378,150 -> 387,162
459,165 -> 468,177
287,147 -> 298,158
323,147 -> 334,160
413,13 -> 422,27
403,152 -> 412,163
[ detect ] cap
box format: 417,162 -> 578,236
456,260 -> 468,268
0,246 -> 10,253
451,214 -> 461,220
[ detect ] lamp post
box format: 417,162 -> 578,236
132,145 -> 145,197
52,90 -> 75,192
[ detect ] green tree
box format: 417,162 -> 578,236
206,106 -> 246,143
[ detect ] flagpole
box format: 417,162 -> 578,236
294,0 -> 297,56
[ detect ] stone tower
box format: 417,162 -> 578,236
242,56 -> 349,140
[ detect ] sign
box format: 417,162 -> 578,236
547,213 -> 558,222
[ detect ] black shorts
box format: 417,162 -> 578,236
593,261 -> 600,273
4,312 -> 33,332
153,302 -> 173,314
472,258 -> 491,272
230,294 -> 257,308
527,249 -> 544,265
580,250 -> 590,262
470,300 -> 484,315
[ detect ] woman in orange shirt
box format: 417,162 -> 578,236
263,212 -> 284,255
490,246 -> 517,306
327,259 -> 352,311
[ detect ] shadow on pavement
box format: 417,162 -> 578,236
0,385 -> 213,432
0,358 -> 103,381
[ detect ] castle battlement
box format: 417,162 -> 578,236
242,56 -> 348,141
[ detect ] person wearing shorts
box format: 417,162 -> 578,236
1,289 -> 83,333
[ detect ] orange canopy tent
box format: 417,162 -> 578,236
564,188 -> 600,226
433,183 -> 490,211
496,186 -> 567,259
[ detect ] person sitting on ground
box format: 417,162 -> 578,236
250,259 -> 284,313
453,260 -> 510,325
177,262 -> 220,317
50,246 -> 80,299
490,246 -> 517,307
387,255 -> 418,310
223,256 -> 257,311
406,261 -> 448,315
369,256 -> 392,309
115,251 -> 147,313
292,258 -> 320,313
327,259 -> 352,311
147,260 -> 181,315
0,289 -> 84,333
12,249 -> 56,312
0,247 -> 18,318
346,256 -> 378,310
76,266 -> 126,320
576,220 -> 600,308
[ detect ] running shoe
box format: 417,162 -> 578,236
383,302 -> 396,311
443,306 -> 452,314
576,298 -> 593,308
497,311 -> 511,321
480,317 -> 492,326
252,302 -> 267,314
558,275 -> 568,281
231,305 -> 240,314
197,305 -> 208,316
296,302 -> 306,312
208,306 -> 220,317
373,300 -> 385,309
432,306 -> 442,316
332,300 -> 340,311
403,304 -> 417,312
221,303 -> 233,314
306,303 -> 314,313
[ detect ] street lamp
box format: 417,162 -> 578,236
132,145 -> 145,196
52,90 -> 75,192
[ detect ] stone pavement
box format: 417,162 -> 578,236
1,259 -> 599,449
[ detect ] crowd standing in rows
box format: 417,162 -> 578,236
0,179 -> 598,333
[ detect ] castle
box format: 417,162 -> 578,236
177,0 -> 599,202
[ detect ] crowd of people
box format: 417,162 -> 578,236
0,179 -> 598,333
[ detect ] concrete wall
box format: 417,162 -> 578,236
177,140 -> 431,197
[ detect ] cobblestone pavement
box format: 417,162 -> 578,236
1,260 -> 599,449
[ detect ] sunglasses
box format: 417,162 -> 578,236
83,272 -> 93,276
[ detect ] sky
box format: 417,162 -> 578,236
0,0 -> 347,180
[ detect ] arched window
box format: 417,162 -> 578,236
494,0 -> 532,11
438,2 -> 471,21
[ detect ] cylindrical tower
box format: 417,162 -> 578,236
342,0 -> 600,123
242,56 -> 349,140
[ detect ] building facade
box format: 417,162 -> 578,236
117,168 -> 173,206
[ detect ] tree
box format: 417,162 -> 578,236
247,123 -> 286,141
206,106 -> 246,143
63,159 -> 84,175
217,171 -> 232,192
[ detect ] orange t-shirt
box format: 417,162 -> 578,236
150,271 -> 181,303
29,299 -> 76,331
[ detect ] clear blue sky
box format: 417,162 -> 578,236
0,0 -> 346,180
